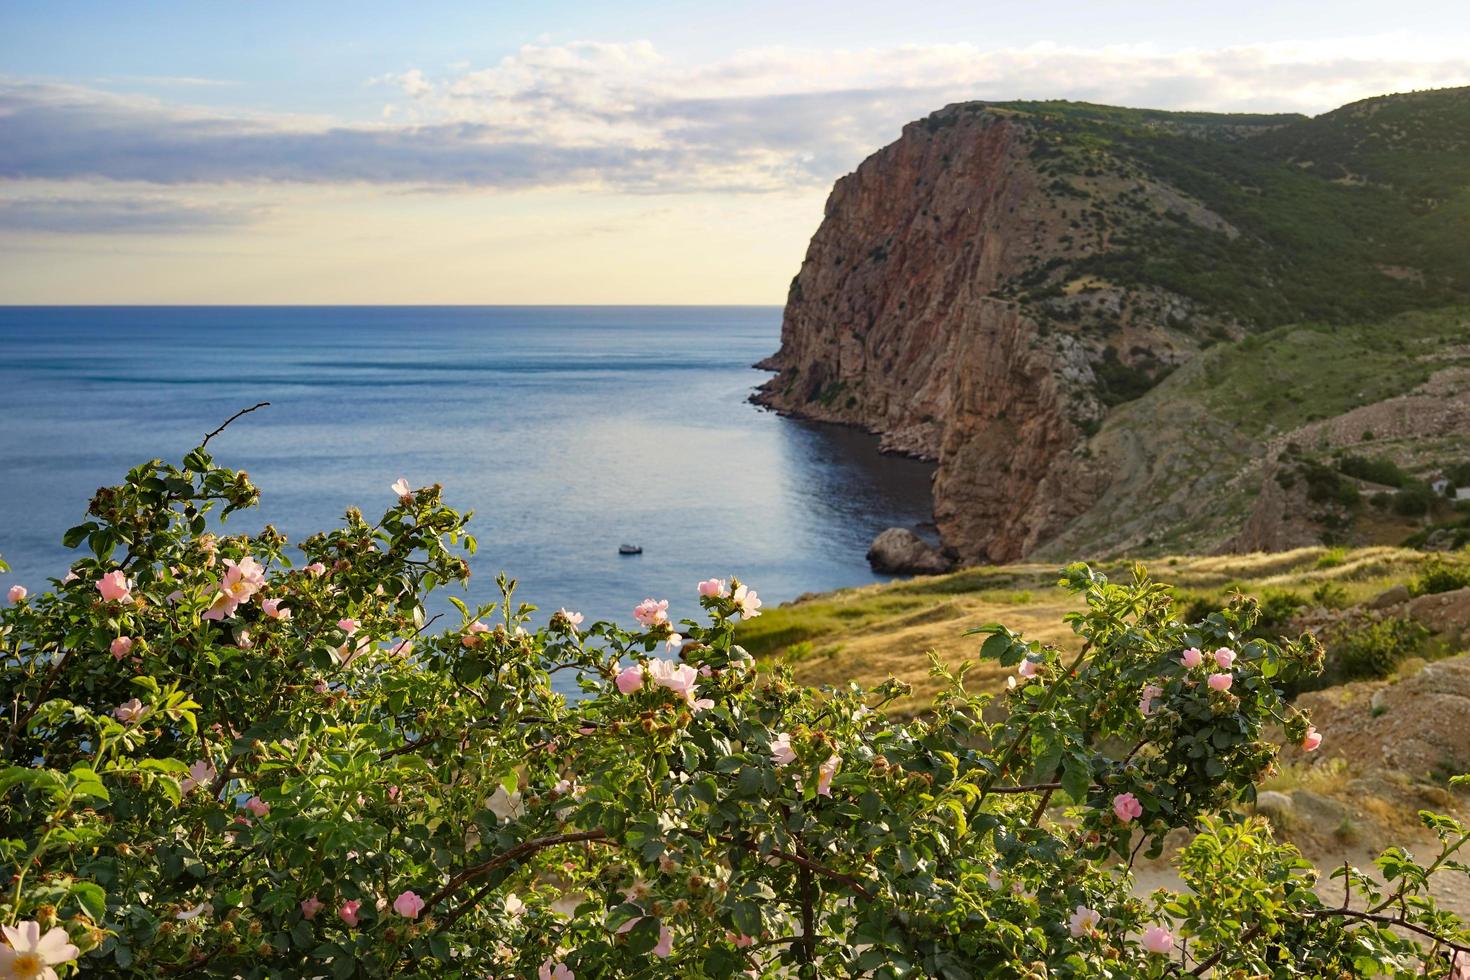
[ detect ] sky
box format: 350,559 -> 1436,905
2,1 -> 1468,304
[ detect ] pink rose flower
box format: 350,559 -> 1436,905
1138,684 -> 1163,716
114,698 -> 146,724
300,896 -> 323,920
538,960 -> 574,980
1112,792 -> 1143,823
1180,647 -> 1203,668
816,754 -> 841,797
392,890 -> 425,919
262,598 -> 290,620
338,900 -> 362,927
770,732 -> 797,767
556,607 -> 584,627
6,584 -> 26,604
615,664 -> 644,694
665,632 -> 685,652
1068,904 -> 1101,937
203,557 -> 264,620
1301,725 -> 1322,752
391,477 -> 414,502
648,658 -> 714,711
97,570 -> 133,604
461,620 -> 491,647
333,636 -> 371,668
338,618 -> 359,635
1207,672 -> 1233,692
633,598 -> 670,628
305,562 -> 327,577
732,584 -> 762,619
110,636 -> 134,660
697,578 -> 726,597
1142,925 -> 1175,955
653,924 -> 674,958
1017,658 -> 1040,680
1214,647 -> 1236,669
180,759 -> 217,795
243,796 -> 270,818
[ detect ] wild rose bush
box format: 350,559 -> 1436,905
2,444 -> 1470,978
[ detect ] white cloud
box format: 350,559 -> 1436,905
1,34 -> 1466,213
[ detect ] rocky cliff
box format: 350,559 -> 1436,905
757,92 -> 1470,562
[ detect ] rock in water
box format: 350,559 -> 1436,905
866,528 -> 952,575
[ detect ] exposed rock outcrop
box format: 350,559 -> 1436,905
866,528 -> 952,575
1292,655 -> 1470,780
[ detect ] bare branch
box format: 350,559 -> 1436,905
201,402 -> 271,448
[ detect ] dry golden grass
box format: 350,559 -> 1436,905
736,546 -> 1435,713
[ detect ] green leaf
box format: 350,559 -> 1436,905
1061,759 -> 1091,804
979,633 -> 1011,661
70,881 -> 107,920
62,522 -> 98,549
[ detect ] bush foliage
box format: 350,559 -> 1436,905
3,443 -> 1470,978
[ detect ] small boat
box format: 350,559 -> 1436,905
618,544 -> 643,556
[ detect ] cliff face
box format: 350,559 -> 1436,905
758,92 -> 1470,562
758,113 -> 1049,460
756,105 -> 1208,561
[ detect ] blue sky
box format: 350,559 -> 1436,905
2,1 -> 1467,303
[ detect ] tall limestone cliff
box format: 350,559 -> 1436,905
757,91 -> 1470,562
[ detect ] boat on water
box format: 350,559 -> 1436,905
618,544 -> 643,555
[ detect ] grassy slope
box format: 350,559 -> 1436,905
1035,305 -> 1470,558
980,88 -> 1470,327
736,547 -> 1439,715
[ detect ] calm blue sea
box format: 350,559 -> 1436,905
0,306 -> 935,631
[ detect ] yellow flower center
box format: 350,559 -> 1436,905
11,950 -> 45,978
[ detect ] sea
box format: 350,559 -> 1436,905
0,306 -> 936,635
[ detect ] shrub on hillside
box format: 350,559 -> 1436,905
1299,461 -> 1361,508
1410,556 -> 1470,596
2,440 -> 1469,977
1337,454 -> 1409,487
1393,482 -> 1440,517
1327,616 -> 1431,682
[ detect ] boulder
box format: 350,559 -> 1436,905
1253,790 -> 1295,822
866,528 -> 953,575
1366,584 -> 1410,610
1405,587 -> 1470,641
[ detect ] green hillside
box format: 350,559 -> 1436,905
939,88 -> 1470,329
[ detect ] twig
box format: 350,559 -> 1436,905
975,640 -> 1093,809
201,402 -> 270,448
1303,907 -> 1470,954
423,829 -> 611,916
987,781 -> 1066,794
1,652 -> 69,755
797,863 -> 817,965
1189,922 -> 1264,975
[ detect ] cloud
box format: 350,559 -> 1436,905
0,194 -> 258,234
0,35 -> 1466,201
